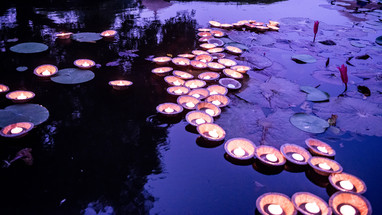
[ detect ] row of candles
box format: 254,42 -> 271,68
207,19 -> 280,32
55,30 -> 118,40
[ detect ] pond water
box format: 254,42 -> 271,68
0,0 -> 381,214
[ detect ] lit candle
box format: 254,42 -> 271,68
195,118 -> 206,125
227,84 -> 235,88
317,146 -> 328,153
117,81 -> 125,86
186,102 -> 195,108
178,61 -> 186,65
212,100 -> 221,106
173,80 -> 181,86
268,204 -> 283,215
82,62 -> 90,67
340,204 -> 356,215
164,107 -> 174,113
291,153 -> 304,161
189,83 -> 197,88
105,33 -> 110,36
232,73 -> 239,78
318,162 -> 331,170
339,180 -> 354,191
0,89 -> 3,92
42,70 -> 51,76
233,147 -> 246,157
192,94 -> 200,98
305,202 -> 320,214
180,74 -> 189,78
200,59 -> 207,63
205,109 -> 214,116
174,89 -> 183,94
204,76 -> 211,80
196,64 -> 204,68
210,91 -> 218,95
17,93 -> 27,100
208,129 -> 219,138
266,153 -> 278,162
10,127 -> 23,134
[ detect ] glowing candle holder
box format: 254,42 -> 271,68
206,94 -> 230,108
292,192 -> 331,215
267,25 -> 280,31
207,62 -> 225,71
200,43 -> 217,50
218,59 -> 237,67
197,32 -> 212,37
172,57 -> 190,67
167,86 -> 190,96
195,54 -> 213,63
207,85 -> 228,96
210,53 -> 226,60
225,46 -> 243,55
308,157 -> 343,176
231,65 -> 251,73
255,26 -> 270,32
269,21 -> 280,27
223,69 -> 243,79
329,192 -> 371,215
74,59 -> 95,69
224,138 -> 256,160
197,102 -> 221,117
0,84 -> 10,94
164,76 -> 185,86
108,80 -> 133,90
208,38 -> 224,47
192,50 -> 209,56
188,88 -> 209,100
255,145 -> 286,167
198,28 -> 211,32
6,90 -> 35,103
256,193 -> 297,215
207,47 -> 225,54
100,30 -> 117,38
219,78 -> 242,90
33,64 -> 58,78
305,138 -> 335,157
152,67 -> 173,76
177,95 -> 200,110
280,144 -> 311,166
209,20 -> 221,28
220,23 -> 233,29
184,79 -> 206,89
199,36 -> 214,43
197,123 -> 226,142
178,53 -> 195,59
0,122 -> 34,138
190,60 -> 208,70
238,20 -> 249,25
173,70 -> 194,80
211,30 -> 225,37
244,23 -> 256,31
233,22 -> 245,29
153,56 -> 172,65
56,32 -> 73,39
198,72 -> 220,82
156,103 -> 183,116
329,172 -> 367,194
186,111 -> 214,126
254,22 -> 265,26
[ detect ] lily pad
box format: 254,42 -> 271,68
242,52 -> 272,70
300,86 -> 329,102
10,42 -> 48,54
291,54 -> 316,64
376,36 -> 382,46
16,66 -> 28,72
51,68 -> 95,84
290,113 -> 329,134
0,104 -> 49,127
71,32 -> 102,43
319,40 -> 336,46
350,40 -> 369,48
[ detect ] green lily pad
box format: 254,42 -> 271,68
51,68 -> 95,84
0,104 -> 49,127
10,42 -> 48,54
290,113 -> 329,133
72,32 -> 102,43
376,36 -> 382,46
16,66 -> 28,72
291,54 -> 316,64
300,86 -> 330,102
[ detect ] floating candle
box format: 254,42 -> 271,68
116,81 -> 125,86
189,83 -> 198,88
291,153 -> 304,161
204,76 -> 211,80
42,70 -> 51,76
82,62 -> 90,67
212,100 -> 221,106
195,118 -> 206,125
181,74 -> 189,78
205,109 -> 215,116
10,127 -> 23,134
227,84 -> 235,88
305,202 -> 320,214
210,91 -> 218,95
317,146 -> 328,153
233,147 -> 246,157
178,61 -> 185,65
208,129 -> 219,138
173,80 -> 181,86
17,94 -> 27,100
174,89 -> 183,94
164,107 -> 174,113
339,180 -> 354,191
340,204 -> 356,215
186,102 -> 195,108
318,162 -> 331,170
268,204 -> 283,215
266,153 -> 278,162
192,94 -> 200,98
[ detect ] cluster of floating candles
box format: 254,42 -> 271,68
209,19 -> 280,32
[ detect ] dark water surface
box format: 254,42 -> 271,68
0,0 -> 381,214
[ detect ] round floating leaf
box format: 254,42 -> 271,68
350,40 -> 369,48
72,32 -> 102,43
291,54 -> 316,64
300,86 -> 330,102
242,52 -> 272,70
10,42 -> 48,54
376,36 -> 382,46
16,66 -> 28,72
290,113 -> 329,134
0,104 -> 49,127
51,68 -> 95,84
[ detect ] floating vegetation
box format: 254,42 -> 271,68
300,86 -> 329,102
71,32 -> 102,42
51,68 -> 95,84
290,113 -> 329,134
10,42 -> 48,54
291,54 -> 317,64
0,104 -> 49,127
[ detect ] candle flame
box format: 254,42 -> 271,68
17,93 -> 27,100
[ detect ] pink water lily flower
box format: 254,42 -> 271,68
313,21 -> 319,42
337,64 -> 348,92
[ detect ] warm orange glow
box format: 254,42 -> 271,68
152,67 -> 173,75
74,59 -> 95,69
197,32 -> 212,37
207,47 -> 224,54
172,57 -> 190,66
200,43 -> 216,50
101,30 -> 117,38
218,59 -> 237,67
195,54 -> 213,63
207,62 -> 225,71
0,122 -> 34,138
192,50 -> 209,55
34,64 -> 58,77
210,30 -> 224,37
226,46 -> 243,54
231,65 -> 250,73
209,21 -> 221,27
6,90 -> 35,103
56,32 -> 72,39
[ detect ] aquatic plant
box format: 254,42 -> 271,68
313,21 -> 319,42
337,64 -> 348,92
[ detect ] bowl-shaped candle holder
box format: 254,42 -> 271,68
244,23 -> 256,31
177,95 -> 200,110
255,145 -> 286,167
224,138 -> 256,160
74,59 -> 95,69
329,172 -> 367,194
219,78 -> 242,90
225,46 -> 243,55
164,76 -> 185,86
108,80 -> 133,90
188,88 -> 210,100
184,79 -> 207,89
198,28 -> 211,32
220,23 -> 233,29
178,53 -> 195,59
256,26 -> 269,32
6,90 -> 35,103
248,20 -> 256,24
172,57 -> 190,67
209,20 -> 221,28
186,111 -> 214,126
197,32 -> 212,37
308,157 -> 343,176
292,192 -> 332,215
199,36 -> 214,43
211,30 -> 225,37
200,43 -> 217,50
100,30 -> 117,38
280,143 -> 311,166
197,123 -> 226,142
0,84 -> 10,94
198,72 -> 220,82
305,138 -> 336,157
223,68 -> 244,79
210,53 -> 226,60
152,67 -> 173,77
233,22 -> 245,29
0,122 -> 34,138
254,22 -> 265,26
195,54 -> 213,63
156,103 -> 183,116
207,47 -> 225,54
238,20 -> 250,25
269,21 -> 280,27
167,86 -> 190,96
207,85 -> 228,96
218,58 -> 237,67
33,64 -> 58,78
197,102 -> 221,117
190,60 -> 208,70
256,192 -> 297,215
192,50 -> 209,56
267,25 -> 280,31
329,192 -> 371,215
173,70 -> 194,80
206,94 -> 230,108
208,38 -> 224,47
231,65 -> 251,73
56,32 -> 72,39
153,56 -> 172,65
207,62 -> 225,71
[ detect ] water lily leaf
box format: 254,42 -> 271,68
319,40 -> 336,46
0,104 -> 49,127
300,86 -> 330,102
355,54 -> 370,60
376,36 -> 382,46
51,68 -> 95,84
10,42 -> 48,54
16,66 -> 28,72
357,85 -> 371,97
290,113 -> 329,134
106,60 -> 120,67
350,40 -> 370,48
71,32 -> 102,43
242,52 -> 272,70
291,54 -> 316,64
